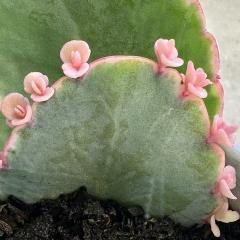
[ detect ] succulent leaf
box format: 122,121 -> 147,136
0,0 -> 222,148
0,58 -> 221,226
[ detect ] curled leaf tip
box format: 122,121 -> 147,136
0,93 -> 32,127
208,114 -> 238,147
24,72 -> 54,102
154,38 -> 183,73
60,40 -> 91,78
182,61 -> 212,98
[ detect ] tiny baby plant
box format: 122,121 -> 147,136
0,0 -> 239,238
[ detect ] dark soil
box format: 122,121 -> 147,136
0,187 -> 239,240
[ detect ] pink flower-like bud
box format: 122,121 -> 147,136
154,39 -> 184,72
208,114 -> 238,147
181,61 -> 212,98
215,166 -> 237,200
24,72 -> 54,102
0,93 -> 32,126
60,40 -> 91,79
210,199 -> 239,237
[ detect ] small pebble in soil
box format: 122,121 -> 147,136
0,186 -> 239,240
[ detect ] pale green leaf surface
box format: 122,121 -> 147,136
0,60 -> 219,226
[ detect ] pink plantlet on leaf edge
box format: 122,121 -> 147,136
24,72 -> 54,102
0,93 -> 32,127
208,114 -> 238,147
210,199 -> 239,237
154,39 -> 184,73
181,61 -> 212,99
60,40 -> 91,79
214,165 -> 237,200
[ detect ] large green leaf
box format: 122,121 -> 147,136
1,59 -> 219,226
0,0 -> 221,148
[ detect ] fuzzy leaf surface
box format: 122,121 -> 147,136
0,59 -> 219,226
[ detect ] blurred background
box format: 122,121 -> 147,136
201,0 -> 240,141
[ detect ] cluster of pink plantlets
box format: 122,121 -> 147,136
0,40 -> 92,128
0,38 -> 239,237
154,39 -> 239,237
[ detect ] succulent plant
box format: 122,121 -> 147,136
0,0 -> 238,238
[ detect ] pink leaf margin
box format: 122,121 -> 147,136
188,0 -> 224,115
